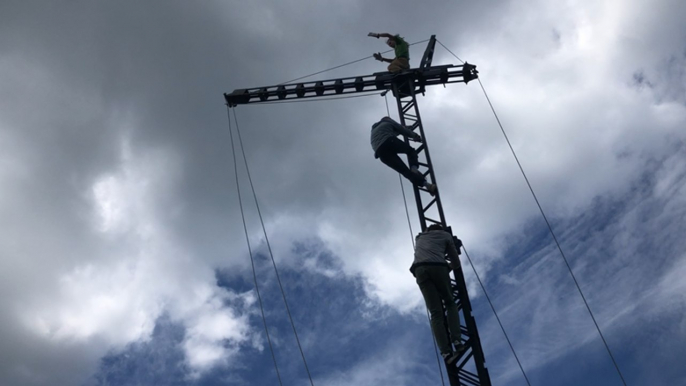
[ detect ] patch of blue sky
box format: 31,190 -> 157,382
93,144 -> 685,386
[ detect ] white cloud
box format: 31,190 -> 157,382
313,334 -> 441,386
1,0 -> 685,384
1,132 -> 256,384
181,290 -> 251,375
479,145 -> 686,384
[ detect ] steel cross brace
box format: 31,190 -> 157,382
390,74 -> 491,386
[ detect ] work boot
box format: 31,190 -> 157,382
442,351 -> 460,366
453,342 -> 466,357
426,183 -> 437,196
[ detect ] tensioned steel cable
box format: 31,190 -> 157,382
437,39 -> 627,386
384,94 -> 418,249
435,40 -> 464,66
226,107 -> 283,386
279,39 -> 430,85
424,39 -> 531,385
232,109 -> 316,386
386,93 -> 446,386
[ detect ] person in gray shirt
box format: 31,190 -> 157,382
370,116 -> 437,195
411,223 -> 465,365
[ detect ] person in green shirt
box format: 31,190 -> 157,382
368,32 -> 410,73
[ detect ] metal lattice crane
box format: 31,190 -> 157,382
224,36 -> 490,386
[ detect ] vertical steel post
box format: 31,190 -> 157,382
392,75 -> 491,386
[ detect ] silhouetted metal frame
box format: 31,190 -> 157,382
419,35 -> 437,70
223,42 -> 486,385
390,74 -> 491,386
224,64 -> 477,106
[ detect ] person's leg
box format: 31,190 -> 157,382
388,140 -> 434,193
378,140 -> 426,186
388,58 -> 403,72
386,136 -> 421,170
401,143 -> 420,170
415,266 -> 452,355
430,266 -> 462,347
386,139 -> 437,195
379,154 -> 426,186
388,57 -> 410,72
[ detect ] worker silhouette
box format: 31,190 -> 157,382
368,32 -> 410,73
371,116 -> 437,195
411,223 -> 466,365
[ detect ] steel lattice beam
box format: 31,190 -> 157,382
224,63 -> 477,106
390,74 -> 491,385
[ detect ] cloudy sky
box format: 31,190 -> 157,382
1,1 -> 685,385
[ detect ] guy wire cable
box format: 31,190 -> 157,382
232,109 -> 316,386
279,39 -> 430,85
386,92 -> 446,386
226,106 -> 283,386
437,38 -> 627,386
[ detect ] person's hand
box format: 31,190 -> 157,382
373,52 -> 383,61
368,32 -> 379,38
413,134 -> 422,142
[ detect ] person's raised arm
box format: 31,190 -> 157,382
368,32 -> 394,39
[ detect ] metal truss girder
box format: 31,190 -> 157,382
420,35 -> 438,69
224,64 -> 478,106
458,368 -> 481,386
391,76 -> 490,386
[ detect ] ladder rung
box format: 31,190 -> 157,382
457,350 -> 475,370
424,216 -> 440,224
422,198 -> 437,212
457,367 -> 480,385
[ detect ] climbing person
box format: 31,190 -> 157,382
411,223 -> 466,365
371,116 -> 436,195
368,32 -> 410,73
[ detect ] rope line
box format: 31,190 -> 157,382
461,244 -> 531,386
227,107 -> 283,386
432,39 -> 533,385
384,94 -> 418,249
436,40 -> 464,64
476,76 -> 627,386
279,39 -> 430,85
436,39 -> 627,386
385,93 -> 446,386
232,109 -> 316,386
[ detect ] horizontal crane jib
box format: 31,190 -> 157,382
224,63 -> 478,106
